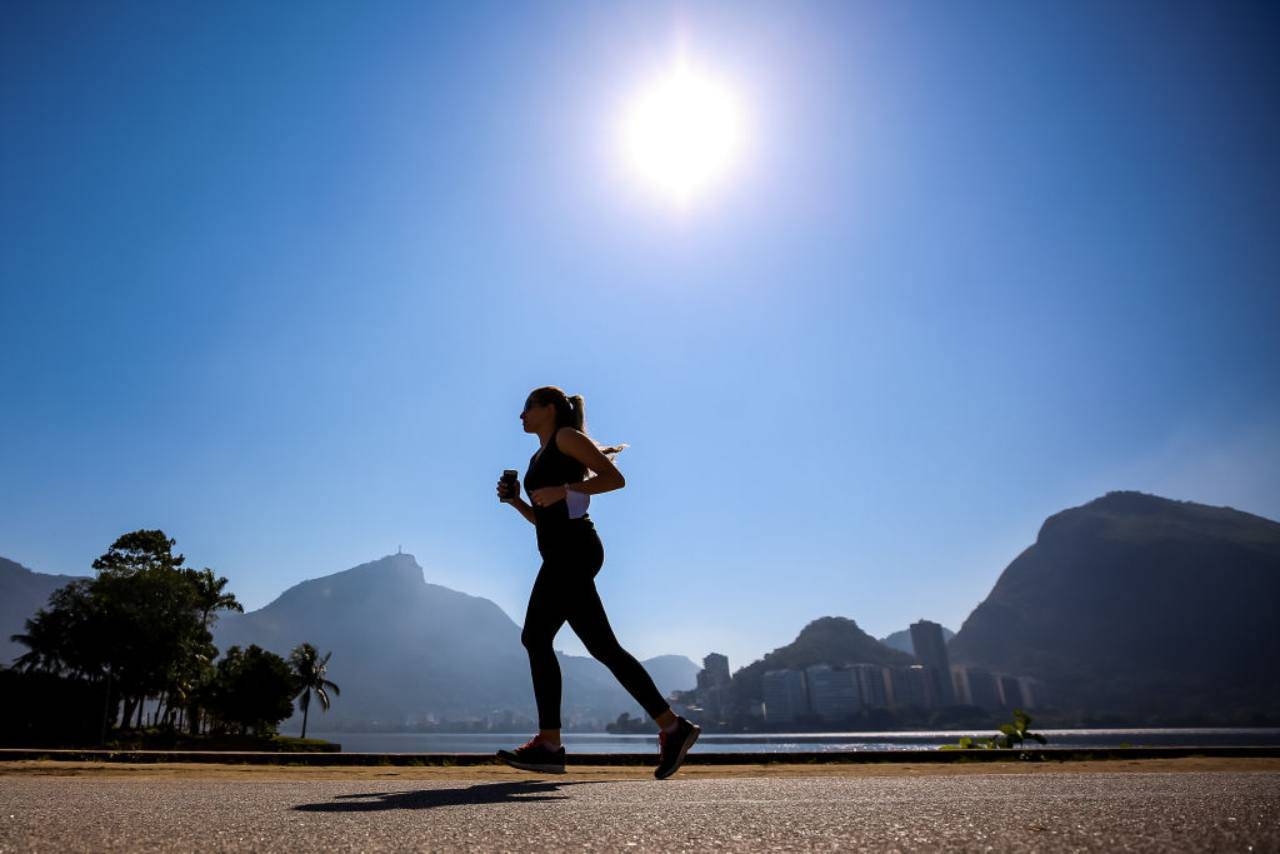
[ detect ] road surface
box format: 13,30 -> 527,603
2,764 -> 1277,851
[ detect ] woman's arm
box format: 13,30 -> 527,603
508,496 -> 538,525
498,477 -> 538,525
529,427 -> 626,507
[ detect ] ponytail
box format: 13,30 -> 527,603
529,386 -> 628,459
566,394 -> 586,431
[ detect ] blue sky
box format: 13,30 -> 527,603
3,1 -> 1278,671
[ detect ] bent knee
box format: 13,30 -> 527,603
521,626 -> 554,653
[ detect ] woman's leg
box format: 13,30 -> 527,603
521,563 -> 569,736
565,577 -> 671,722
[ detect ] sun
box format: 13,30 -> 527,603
620,59 -> 746,206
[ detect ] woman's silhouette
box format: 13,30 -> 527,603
496,386 -> 699,779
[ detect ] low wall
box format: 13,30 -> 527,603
2,745 -> 1278,766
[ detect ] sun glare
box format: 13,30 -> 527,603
620,59 -> 746,207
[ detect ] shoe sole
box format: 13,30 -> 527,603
498,756 -> 566,774
655,725 -> 700,780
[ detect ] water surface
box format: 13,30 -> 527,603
303,728 -> 1280,754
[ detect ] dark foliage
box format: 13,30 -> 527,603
289,643 -> 340,739
10,530 -> 238,732
204,644 -> 296,736
0,666 -> 107,746
6,530 -> 277,741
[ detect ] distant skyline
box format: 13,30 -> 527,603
3,1 -> 1278,671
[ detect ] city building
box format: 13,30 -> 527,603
805,665 -> 860,720
1017,676 -> 1043,709
850,663 -> 889,708
910,619 -> 956,705
694,652 -> 733,721
954,666 -> 1002,709
699,653 -> 731,688
887,665 -> 936,709
762,669 -> 810,723
997,674 -> 1024,709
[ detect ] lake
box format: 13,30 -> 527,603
301,728 -> 1280,754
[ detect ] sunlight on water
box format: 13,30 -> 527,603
305,728 -> 1280,754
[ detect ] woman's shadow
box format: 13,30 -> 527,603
294,779 -> 604,813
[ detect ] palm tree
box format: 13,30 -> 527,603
187,567 -> 243,629
289,643 -> 340,739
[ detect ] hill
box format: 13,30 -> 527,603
730,616 -> 915,705
0,557 -> 89,666
213,553 -> 698,728
948,491 -> 1280,722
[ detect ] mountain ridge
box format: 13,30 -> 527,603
0,556 -> 90,666
949,490 -> 1280,721
0,551 -> 698,725
211,552 -> 699,727
6,489 -> 1277,724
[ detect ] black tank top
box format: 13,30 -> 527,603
524,430 -> 592,536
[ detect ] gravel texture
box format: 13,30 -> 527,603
2,770 -> 1277,852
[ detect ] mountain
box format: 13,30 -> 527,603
879,625 -> 954,655
640,655 -> 702,697
948,491 -> 1280,722
0,557 -> 89,667
212,553 -> 698,728
731,616 -> 915,703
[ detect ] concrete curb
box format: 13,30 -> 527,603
2,746 -> 1278,766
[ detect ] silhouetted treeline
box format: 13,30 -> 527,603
0,668 -> 104,744
5,530 -> 338,746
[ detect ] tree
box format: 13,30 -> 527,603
207,645 -> 295,736
12,579 -> 121,739
88,546 -> 208,728
181,567 -> 242,734
11,530 -> 237,737
11,580 -> 102,678
186,567 -> 243,630
91,530 -> 186,576
289,643 -> 340,739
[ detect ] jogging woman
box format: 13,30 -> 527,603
496,386 -> 699,779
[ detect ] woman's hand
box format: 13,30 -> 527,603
555,428 -> 626,493
530,485 -> 567,507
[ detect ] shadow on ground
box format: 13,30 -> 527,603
293,779 -> 609,812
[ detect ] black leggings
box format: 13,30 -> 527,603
521,526 -> 670,730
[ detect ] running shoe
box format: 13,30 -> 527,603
654,717 -> 700,780
497,736 -> 566,774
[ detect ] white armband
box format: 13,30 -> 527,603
565,484 -> 590,519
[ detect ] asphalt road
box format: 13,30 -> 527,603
2,770 -> 1277,852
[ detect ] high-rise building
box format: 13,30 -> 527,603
762,669 -> 810,723
951,666 -> 970,705
997,674 -> 1024,709
955,666 -> 1001,709
910,619 -> 955,705
887,665 -> 935,709
1017,676 -> 1043,709
695,652 -> 733,721
805,665 -> 860,720
701,653 -> 731,687
850,663 -> 889,708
